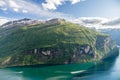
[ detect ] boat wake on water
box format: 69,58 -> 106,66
14,71 -> 23,74
71,70 -> 86,74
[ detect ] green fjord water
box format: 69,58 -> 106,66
72,53 -> 120,80
0,52 -> 119,80
0,63 -> 94,80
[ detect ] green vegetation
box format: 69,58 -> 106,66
0,21 -> 117,67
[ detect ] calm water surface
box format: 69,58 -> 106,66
0,52 -> 119,80
72,53 -> 120,80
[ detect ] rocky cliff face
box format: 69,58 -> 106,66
95,35 -> 118,59
0,35 -> 117,67
99,28 -> 120,45
0,18 -> 44,28
0,18 -> 118,67
96,35 -> 114,52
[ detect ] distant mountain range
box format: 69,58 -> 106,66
99,28 -> 120,45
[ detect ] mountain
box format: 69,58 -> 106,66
0,18 -> 45,37
0,18 -> 44,28
99,28 -> 120,45
0,18 -> 118,67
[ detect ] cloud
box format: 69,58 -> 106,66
22,10 -> 28,13
42,0 -> 65,10
0,16 -> 11,26
72,17 -> 120,29
102,18 -> 120,26
0,0 -> 70,19
70,0 -> 80,4
0,0 -> 26,13
0,0 -> 7,11
0,0 -> 21,12
73,17 -> 107,25
42,0 -> 84,10
8,0 -> 22,12
0,0 -> 86,20
0,7 -> 7,11
0,1 -> 6,7
75,17 -> 105,24
8,0 -> 20,8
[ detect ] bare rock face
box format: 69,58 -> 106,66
5,44 -> 95,65
0,18 -> 65,29
95,35 -> 114,53
0,18 -> 45,28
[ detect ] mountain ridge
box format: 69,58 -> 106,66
0,18 -> 118,68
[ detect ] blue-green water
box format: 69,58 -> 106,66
0,54 -> 119,80
72,54 -> 120,80
0,63 -> 94,80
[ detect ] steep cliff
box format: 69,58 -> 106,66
0,19 -> 118,67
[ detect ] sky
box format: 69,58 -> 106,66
0,0 -> 120,28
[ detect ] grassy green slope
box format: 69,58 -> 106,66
0,21 -> 115,67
